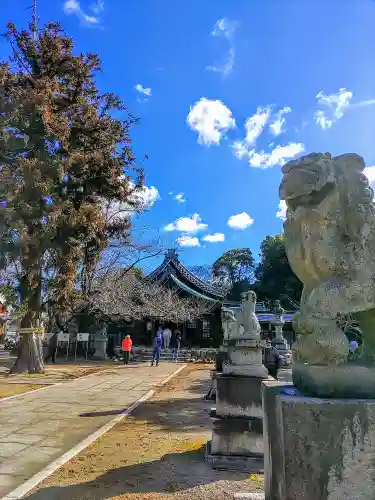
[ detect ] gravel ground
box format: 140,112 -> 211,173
25,364 -> 264,500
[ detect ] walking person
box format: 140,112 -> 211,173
163,325 -> 172,349
151,329 -> 163,366
44,332 -> 58,364
263,339 -> 282,379
171,327 -> 182,362
121,335 -> 132,365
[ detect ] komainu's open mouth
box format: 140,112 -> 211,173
286,182 -> 336,210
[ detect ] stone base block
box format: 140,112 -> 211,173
223,363 -> 269,378
293,361 -> 375,398
262,380 -> 375,500
205,441 -> 263,473
211,414 -> 264,456
216,374 -> 271,418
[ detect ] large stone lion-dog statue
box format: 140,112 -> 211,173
280,152 -> 375,369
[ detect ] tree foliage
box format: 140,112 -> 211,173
89,269 -> 216,323
212,248 -> 255,300
253,235 -> 302,308
0,22 -> 142,372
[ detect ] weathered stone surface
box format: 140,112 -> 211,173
280,152 -> 375,395
262,381 -> 293,500
216,375 -> 265,418
224,339 -> 268,378
264,385 -> 375,500
293,362 -> 375,399
206,441 -> 263,472
211,415 -> 263,455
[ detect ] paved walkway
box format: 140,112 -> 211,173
0,363 -> 181,498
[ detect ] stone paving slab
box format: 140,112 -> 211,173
0,363 -> 180,498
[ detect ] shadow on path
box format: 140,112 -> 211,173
24,448 -> 249,500
79,409 -> 126,417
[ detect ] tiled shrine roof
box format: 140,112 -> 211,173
147,249 -> 229,301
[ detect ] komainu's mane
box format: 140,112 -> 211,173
333,154 -> 375,244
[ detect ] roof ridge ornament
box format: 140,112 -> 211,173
165,248 -> 179,261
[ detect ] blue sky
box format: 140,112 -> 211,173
2,0 -> 375,270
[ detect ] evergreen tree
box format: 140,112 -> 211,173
212,248 -> 255,300
253,235 -> 302,308
0,22 -> 141,372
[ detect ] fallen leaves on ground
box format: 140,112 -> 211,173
0,383 -> 45,399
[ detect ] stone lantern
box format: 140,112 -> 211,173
271,300 -> 289,356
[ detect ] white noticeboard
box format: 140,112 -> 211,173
75,332 -> 90,360
57,332 -> 70,343
76,333 -> 89,342
57,332 -> 70,360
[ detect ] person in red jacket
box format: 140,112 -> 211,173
121,335 -> 132,365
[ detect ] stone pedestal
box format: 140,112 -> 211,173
93,336 -> 108,360
207,291 -> 269,472
207,374 -> 267,471
223,338 -> 269,378
262,380 -> 375,500
207,339 -> 270,471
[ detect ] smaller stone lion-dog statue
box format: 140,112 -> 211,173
221,307 -> 237,343
237,290 -> 261,338
280,152 -> 375,397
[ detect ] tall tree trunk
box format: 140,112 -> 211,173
11,265 -> 44,374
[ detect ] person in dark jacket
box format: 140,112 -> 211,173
263,340 -> 282,379
171,328 -> 182,362
151,330 -> 163,366
44,332 -> 58,363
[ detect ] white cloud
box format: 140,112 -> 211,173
232,104 -> 303,168
177,236 -> 200,248
202,233 -> 225,243
364,166 -> 375,199
244,107 -> 271,145
164,214 -> 208,233
232,107 -> 271,159
206,18 -> 238,78
104,183 -> 160,221
187,98 -> 236,145
63,0 -> 100,24
249,142 -> 305,168
232,140 -> 250,160
233,105 -> 292,158
212,17 -> 238,38
314,88 -> 353,129
135,84 -> 152,102
90,0 -> 104,14
269,107 -> 291,136
227,212 -> 254,230
129,184 -> 160,209
276,200 -> 287,221
174,193 -> 186,203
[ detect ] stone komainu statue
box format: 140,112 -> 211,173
221,307 -> 236,342
280,152 -> 375,367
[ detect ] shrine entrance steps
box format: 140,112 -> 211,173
131,348 -> 192,363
